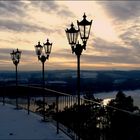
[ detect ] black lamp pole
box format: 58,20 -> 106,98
65,13 -> 92,139
10,48 -> 22,109
65,13 -> 92,109
16,63 -> 17,87
40,55 -> 47,89
75,43 -> 83,107
35,39 -> 52,121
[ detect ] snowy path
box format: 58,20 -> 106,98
0,103 -> 70,140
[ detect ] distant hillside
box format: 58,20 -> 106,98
1,70 -> 140,94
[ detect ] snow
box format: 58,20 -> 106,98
48,81 -> 67,84
81,72 -> 97,79
0,103 -> 70,140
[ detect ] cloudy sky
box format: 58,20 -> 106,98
1,1 -> 140,71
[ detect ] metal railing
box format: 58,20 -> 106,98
1,85 -> 140,140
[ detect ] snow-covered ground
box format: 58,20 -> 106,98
0,103 -> 70,140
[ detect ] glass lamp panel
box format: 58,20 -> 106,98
65,23 -> 79,46
66,32 -> 73,45
77,13 -> 92,44
16,52 -> 20,60
44,44 -> 52,55
49,45 -> 52,54
72,32 -> 79,46
66,32 -> 77,46
35,42 -> 43,56
78,25 -> 84,39
36,47 -> 43,56
78,25 -> 91,42
86,25 -> 92,39
10,51 -> 15,60
15,49 -> 21,60
44,39 -> 52,55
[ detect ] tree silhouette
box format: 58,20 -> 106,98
107,90 -> 140,140
53,91 -> 140,140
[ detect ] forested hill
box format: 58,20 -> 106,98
1,70 -> 140,94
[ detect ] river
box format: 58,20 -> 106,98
94,89 -> 140,108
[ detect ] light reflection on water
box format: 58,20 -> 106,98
94,89 -> 140,108
2,89 -> 140,112
102,98 -> 113,106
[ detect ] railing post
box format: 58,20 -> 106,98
15,64 -> 19,109
3,95 -> 5,105
3,86 -> 5,105
27,87 -> 30,115
56,95 -> 59,134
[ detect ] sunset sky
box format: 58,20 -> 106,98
0,1 -> 140,71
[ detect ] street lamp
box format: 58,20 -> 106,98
34,38 -> 52,121
10,48 -> 22,109
65,13 -> 92,109
65,12 -> 92,140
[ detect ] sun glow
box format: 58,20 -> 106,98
91,4 -> 120,42
60,1 -> 121,43
0,1 -> 138,70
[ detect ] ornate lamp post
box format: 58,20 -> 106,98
34,38 -> 52,121
10,48 -> 22,109
65,13 -> 92,108
65,12 -> 92,140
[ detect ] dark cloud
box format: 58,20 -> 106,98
0,48 -> 33,57
83,54 -> 140,65
0,19 -> 55,33
31,1 -> 74,17
0,48 -> 13,54
0,41 -> 139,70
0,1 -> 27,17
90,38 -> 131,57
0,38 -> 31,44
52,49 -> 74,58
0,1 -> 72,34
0,1 -> 48,33
0,48 -> 14,61
92,1 -> 140,68
50,38 -> 140,67
49,37 -> 140,67
85,37 -> 140,65
119,22 -> 140,48
0,48 -> 40,71
0,48 -> 37,64
20,49 -> 75,70
98,1 -> 140,21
